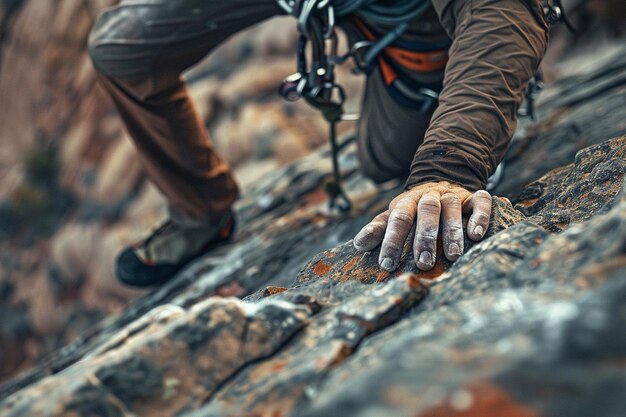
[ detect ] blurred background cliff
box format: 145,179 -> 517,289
0,0 -> 624,383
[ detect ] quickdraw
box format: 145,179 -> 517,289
278,0 -> 355,213
278,0 -> 437,213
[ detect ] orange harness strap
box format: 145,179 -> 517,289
352,19 -> 448,86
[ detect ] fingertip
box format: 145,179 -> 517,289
474,189 -> 492,199
445,242 -> 463,261
354,225 -> 382,252
468,212 -> 490,241
379,257 -> 397,272
353,239 -> 377,253
466,224 -> 480,242
416,251 -> 435,271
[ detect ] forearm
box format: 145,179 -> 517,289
406,0 -> 549,191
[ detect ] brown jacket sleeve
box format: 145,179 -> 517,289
405,0 -> 549,191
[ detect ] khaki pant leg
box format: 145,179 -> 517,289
88,0 -> 282,226
356,69 -> 438,184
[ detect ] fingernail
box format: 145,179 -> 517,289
380,257 -> 395,271
474,225 -> 484,238
353,232 -> 368,249
449,243 -> 461,257
418,251 -> 433,267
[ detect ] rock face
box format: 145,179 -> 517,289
493,43 -> 626,198
1,37 -> 626,416
0,0 -> 361,382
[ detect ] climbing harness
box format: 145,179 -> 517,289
349,18 -> 448,110
277,0 -> 437,213
278,0 -> 574,209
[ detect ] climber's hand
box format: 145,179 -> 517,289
353,181 -> 492,272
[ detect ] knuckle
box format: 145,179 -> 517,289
419,223 -> 439,236
474,212 -> 490,224
446,224 -> 463,237
416,233 -> 437,246
390,211 -> 414,228
441,193 -> 461,205
382,241 -> 403,253
384,227 -> 407,245
475,190 -> 491,198
375,211 -> 390,221
474,190 -> 492,202
360,225 -> 377,236
447,230 -> 464,244
419,196 -> 441,211
370,219 -> 386,228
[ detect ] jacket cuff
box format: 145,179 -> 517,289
404,147 -> 488,192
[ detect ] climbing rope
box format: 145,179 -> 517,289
276,0 -> 431,26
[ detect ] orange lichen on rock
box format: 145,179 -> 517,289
270,362 -> 286,372
346,265 -> 389,283
313,260 -> 332,277
375,270 -> 391,282
418,381 -> 539,417
263,286 -> 289,297
342,255 -> 361,273
302,186 -> 330,206
419,258 -> 447,279
216,281 -> 245,297
515,198 -> 538,209
404,274 -> 427,289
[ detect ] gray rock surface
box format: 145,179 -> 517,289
1,32 -> 626,417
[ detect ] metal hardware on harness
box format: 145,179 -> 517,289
544,4 -> 562,24
520,70 -> 544,120
543,0 -> 576,32
278,0 -> 354,213
277,0 -> 436,213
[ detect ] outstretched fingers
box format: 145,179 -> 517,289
414,192 -> 441,271
465,190 -> 492,241
353,211 -> 390,252
378,197 -> 418,271
355,185 -> 492,273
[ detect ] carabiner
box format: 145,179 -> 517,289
297,0 -> 319,37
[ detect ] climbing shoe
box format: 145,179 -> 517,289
115,212 -> 235,287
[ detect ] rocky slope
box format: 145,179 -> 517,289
0,0 -> 361,381
1,0 -> 624,385
1,34 -> 626,415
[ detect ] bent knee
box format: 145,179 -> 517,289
88,8 -> 153,79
